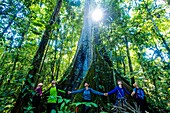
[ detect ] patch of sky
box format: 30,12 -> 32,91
145,48 -> 169,62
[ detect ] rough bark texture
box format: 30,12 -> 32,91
59,0 -> 132,93
59,0 -> 133,112
60,0 -> 94,90
11,0 -> 62,112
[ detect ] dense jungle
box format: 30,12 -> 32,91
0,0 -> 170,113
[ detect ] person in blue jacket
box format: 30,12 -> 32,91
106,80 -> 130,107
68,82 -> 106,113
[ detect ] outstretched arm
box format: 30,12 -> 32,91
68,88 -> 84,94
90,88 -> 104,96
108,87 -> 117,95
124,88 -> 130,95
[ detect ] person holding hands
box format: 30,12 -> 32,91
68,82 -> 107,113
105,80 -> 130,107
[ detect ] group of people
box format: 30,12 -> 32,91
33,80 -> 146,113
33,80 -> 65,113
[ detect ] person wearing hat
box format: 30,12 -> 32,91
47,80 -> 65,113
33,83 -> 43,113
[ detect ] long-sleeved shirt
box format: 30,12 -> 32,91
71,88 -> 104,100
35,87 -> 42,96
108,86 -> 130,99
133,88 -> 144,99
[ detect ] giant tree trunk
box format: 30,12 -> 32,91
60,0 -> 95,90
60,0 -> 132,97
11,0 -> 62,112
58,1 -> 133,112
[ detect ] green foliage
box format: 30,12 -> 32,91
0,0 -> 169,112
71,102 -> 98,108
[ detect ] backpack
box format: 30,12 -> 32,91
135,88 -> 145,100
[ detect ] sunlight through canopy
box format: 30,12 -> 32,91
92,8 -> 103,21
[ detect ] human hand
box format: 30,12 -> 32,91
104,93 -> 108,96
68,91 -> 71,94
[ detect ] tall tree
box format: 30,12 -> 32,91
11,0 -> 62,112
61,0 -> 95,90
125,36 -> 135,84
59,1 -> 133,107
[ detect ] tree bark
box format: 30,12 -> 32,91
11,0 -> 62,112
125,36 -> 135,84
61,0 -> 94,90
56,40 -> 63,80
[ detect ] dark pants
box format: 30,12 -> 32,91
115,98 -> 126,107
136,98 -> 145,113
32,96 -> 41,113
47,103 -> 57,113
82,99 -> 91,113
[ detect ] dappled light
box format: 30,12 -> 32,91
0,0 -> 169,113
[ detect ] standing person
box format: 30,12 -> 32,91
32,83 -> 43,113
68,82 -> 106,113
47,80 -> 65,113
131,82 -> 145,113
105,80 -> 130,107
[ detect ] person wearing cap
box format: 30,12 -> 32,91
105,80 -> 130,107
47,80 -> 65,113
33,83 -> 43,113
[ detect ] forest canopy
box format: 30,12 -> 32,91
0,0 -> 170,113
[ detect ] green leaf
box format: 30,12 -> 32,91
28,74 -> 33,78
32,22 -> 43,27
58,98 -> 63,103
60,102 -> 65,110
51,109 -> 56,113
90,102 -> 98,107
64,99 -> 71,104
71,102 -> 82,107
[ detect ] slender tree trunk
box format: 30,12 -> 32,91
38,40 -> 50,79
51,18 -> 60,80
51,39 -> 57,80
0,5 -> 24,37
56,40 -> 63,80
11,0 -> 62,112
10,50 -> 19,78
125,36 -> 135,84
122,60 -> 126,76
0,53 -> 6,69
1,15 -> 17,37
